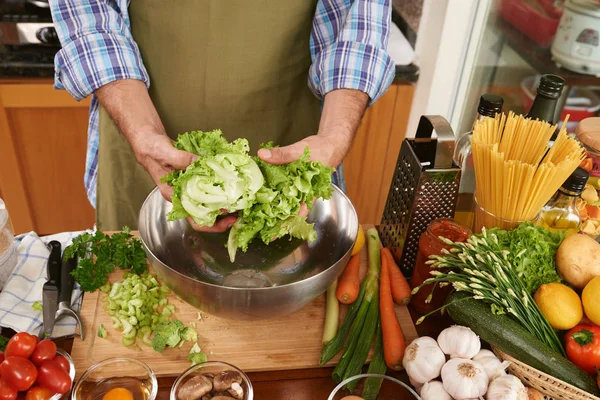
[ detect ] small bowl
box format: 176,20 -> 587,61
171,361 -> 253,400
50,348 -> 75,400
71,358 -> 158,400
328,374 -> 422,400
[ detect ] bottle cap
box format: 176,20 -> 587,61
477,94 -> 504,117
537,74 -> 565,99
562,167 -> 589,193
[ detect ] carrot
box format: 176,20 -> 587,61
336,255 -> 361,304
382,248 -> 412,305
380,251 -> 405,370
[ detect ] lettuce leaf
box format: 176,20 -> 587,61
487,223 -> 566,293
163,131 -> 334,262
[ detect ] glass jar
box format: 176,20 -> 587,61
0,198 -> 16,290
411,218 -> 471,316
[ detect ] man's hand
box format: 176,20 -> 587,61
258,88 -> 369,217
129,132 -> 196,200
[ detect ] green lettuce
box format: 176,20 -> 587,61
162,131 -> 334,262
484,223 -> 566,293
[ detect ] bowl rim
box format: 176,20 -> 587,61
170,360 -> 254,400
327,373 -> 422,400
70,357 -> 158,400
138,184 -> 359,292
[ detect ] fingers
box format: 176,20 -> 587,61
158,182 -> 174,201
298,203 -> 309,217
186,215 -> 237,233
164,146 -> 198,170
257,142 -> 305,165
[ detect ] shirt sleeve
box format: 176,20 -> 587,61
309,0 -> 396,105
49,0 -> 149,101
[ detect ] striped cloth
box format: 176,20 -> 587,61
49,0 -> 396,208
0,231 -> 89,338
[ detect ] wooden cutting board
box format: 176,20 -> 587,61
70,227 -> 418,378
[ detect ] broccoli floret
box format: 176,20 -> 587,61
188,343 -> 207,366
151,320 -> 185,352
181,327 -> 198,343
97,324 -> 108,339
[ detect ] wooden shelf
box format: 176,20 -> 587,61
496,19 -> 600,88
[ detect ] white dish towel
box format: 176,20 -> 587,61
0,230 -> 91,338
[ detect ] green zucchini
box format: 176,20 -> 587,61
446,291 -> 600,396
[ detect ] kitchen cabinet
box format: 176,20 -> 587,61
0,79 -> 94,235
344,81 -> 415,225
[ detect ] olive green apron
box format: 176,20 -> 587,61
97,0 -> 321,230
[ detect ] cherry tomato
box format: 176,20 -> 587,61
0,380 -> 17,400
0,357 -> 37,391
24,387 -> 53,400
36,360 -> 70,395
29,341 -> 56,367
5,333 -> 37,359
51,356 -> 69,373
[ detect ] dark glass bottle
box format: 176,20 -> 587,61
526,75 -> 566,141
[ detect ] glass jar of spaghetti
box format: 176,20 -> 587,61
411,218 -> 471,316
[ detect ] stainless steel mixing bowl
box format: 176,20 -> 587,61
138,186 -> 358,320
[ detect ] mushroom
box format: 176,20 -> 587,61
228,382 -> 244,400
177,375 -> 213,400
213,371 -> 243,391
211,397 -> 236,400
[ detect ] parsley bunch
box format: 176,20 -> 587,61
64,227 -> 147,292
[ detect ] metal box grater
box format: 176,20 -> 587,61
378,115 -> 461,277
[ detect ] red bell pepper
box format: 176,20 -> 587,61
565,325 -> 600,376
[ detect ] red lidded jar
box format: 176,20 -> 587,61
411,218 -> 471,316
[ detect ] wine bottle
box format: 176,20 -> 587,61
526,74 -> 566,140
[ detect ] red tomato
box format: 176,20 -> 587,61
36,361 -> 70,395
24,387 -> 53,400
0,380 -> 17,400
5,333 -> 37,359
0,357 -> 37,391
51,356 -> 69,373
30,341 -> 56,367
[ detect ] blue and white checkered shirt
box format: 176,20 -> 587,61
49,0 -> 396,208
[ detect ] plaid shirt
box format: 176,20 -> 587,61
50,0 -> 396,207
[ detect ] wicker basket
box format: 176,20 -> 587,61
492,346 -> 600,400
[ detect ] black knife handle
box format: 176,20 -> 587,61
46,241 -> 61,288
59,255 -> 77,304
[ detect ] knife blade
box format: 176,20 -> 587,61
39,241 -> 61,339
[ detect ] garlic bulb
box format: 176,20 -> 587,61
441,358 -> 488,399
409,377 -> 423,395
437,325 -> 481,359
472,349 -> 496,361
472,349 -> 510,380
402,337 -> 446,384
420,381 -> 452,400
486,374 -> 527,400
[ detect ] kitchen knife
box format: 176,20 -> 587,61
54,253 -> 85,340
39,241 -> 61,339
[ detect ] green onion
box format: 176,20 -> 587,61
362,321 -> 386,400
322,279 -> 340,345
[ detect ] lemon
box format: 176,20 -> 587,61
582,276 -> 600,326
351,225 -> 365,256
534,282 -> 583,330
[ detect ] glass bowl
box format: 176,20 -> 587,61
328,374 -> 422,400
50,348 -> 76,400
170,361 -> 253,400
71,358 -> 158,400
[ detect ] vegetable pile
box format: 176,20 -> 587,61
320,229 -> 412,400
0,333 -> 72,400
162,130 -> 334,262
403,326 -> 531,400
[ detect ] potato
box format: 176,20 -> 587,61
556,234 -> 600,290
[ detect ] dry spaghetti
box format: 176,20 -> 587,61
472,112 -> 585,222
